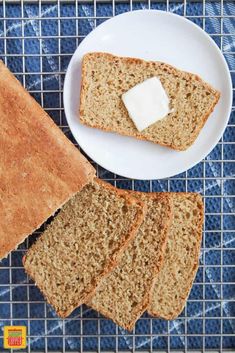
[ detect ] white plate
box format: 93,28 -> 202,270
64,10 -> 232,180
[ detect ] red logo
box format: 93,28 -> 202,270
8,334 -> 23,347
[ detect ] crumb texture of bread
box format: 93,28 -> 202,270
89,192 -> 172,331
23,179 -> 145,318
0,60 -> 95,260
80,52 -> 220,151
148,193 -> 203,320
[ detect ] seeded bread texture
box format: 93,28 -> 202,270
88,192 -> 172,331
80,52 -> 220,151
148,193 -> 203,320
23,179 -> 145,318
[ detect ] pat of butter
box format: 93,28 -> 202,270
122,77 -> 170,132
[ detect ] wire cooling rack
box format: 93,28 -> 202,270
0,0 -> 234,352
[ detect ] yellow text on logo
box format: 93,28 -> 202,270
4,326 -> 27,349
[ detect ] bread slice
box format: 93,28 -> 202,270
0,61 -> 95,260
23,179 -> 145,318
148,193 -> 203,320
88,192 -> 172,331
80,52 -> 220,151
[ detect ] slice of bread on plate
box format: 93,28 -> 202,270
88,192 -> 172,331
23,179 -> 145,318
0,61 -> 95,260
80,52 -> 220,151
148,193 -> 203,320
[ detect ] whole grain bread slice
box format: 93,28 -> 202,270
80,52 -> 220,151
23,179 -> 145,318
148,193 -> 203,320
0,60 -> 95,260
88,192 -> 172,331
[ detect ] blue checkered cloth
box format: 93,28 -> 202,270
0,1 -> 234,351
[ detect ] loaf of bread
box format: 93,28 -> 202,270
148,193 -> 203,319
23,179 -> 145,317
80,52 -> 220,151
0,61 -> 95,260
88,192 -> 172,331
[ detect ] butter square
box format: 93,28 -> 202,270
122,77 -> 170,132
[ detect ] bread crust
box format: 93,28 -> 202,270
80,52 -> 220,151
148,192 -> 204,319
0,61 -> 96,260
23,179 -> 146,318
89,191 -> 173,331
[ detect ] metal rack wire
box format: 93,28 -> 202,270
0,0 -> 234,352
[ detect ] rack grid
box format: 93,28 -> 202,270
0,0 -> 234,352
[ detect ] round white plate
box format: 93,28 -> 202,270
64,10 -> 232,180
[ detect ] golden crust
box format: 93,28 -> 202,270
0,61 -> 95,259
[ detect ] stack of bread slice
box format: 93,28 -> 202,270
24,179 -> 203,330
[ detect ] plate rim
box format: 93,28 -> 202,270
63,9 -> 233,180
